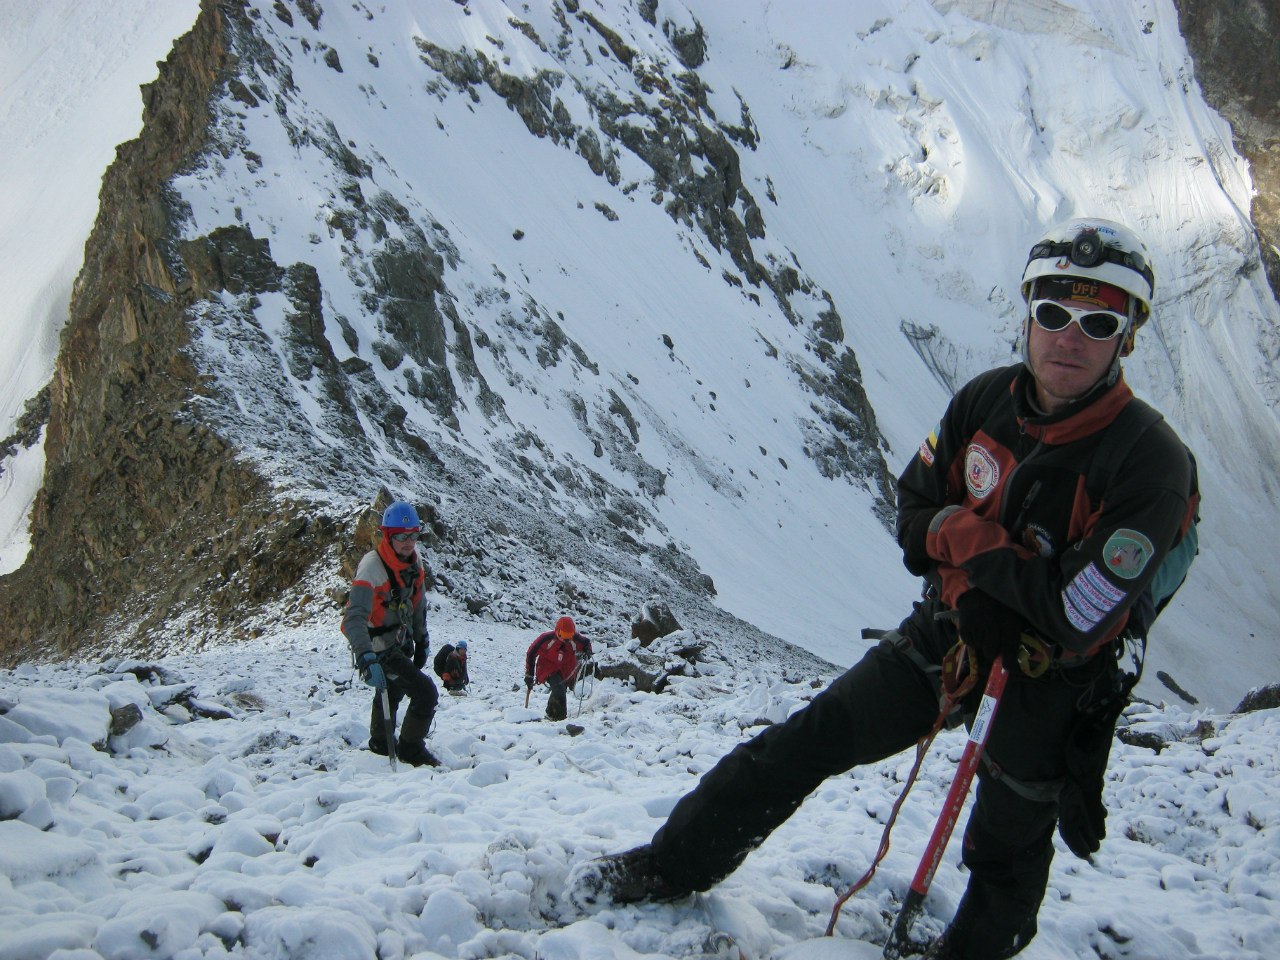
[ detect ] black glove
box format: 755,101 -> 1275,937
524,673 -> 535,690
1057,699 -> 1124,858
955,589 -> 1025,670
900,510 -> 937,575
413,639 -> 427,670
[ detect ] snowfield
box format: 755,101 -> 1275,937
2,597 -> 1277,960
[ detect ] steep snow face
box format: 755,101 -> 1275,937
0,0 -> 202,572
2,0 -> 1278,708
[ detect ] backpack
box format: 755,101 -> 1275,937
1085,397 -> 1201,643
432,644 -> 454,678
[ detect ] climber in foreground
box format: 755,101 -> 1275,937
571,218 -> 1200,959
342,501 -> 441,768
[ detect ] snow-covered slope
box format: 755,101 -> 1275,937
1,0 -> 1277,710
1,606 -> 1277,959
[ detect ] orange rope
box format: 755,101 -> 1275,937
824,643 -> 977,937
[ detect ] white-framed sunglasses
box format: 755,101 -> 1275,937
1029,299 -> 1128,341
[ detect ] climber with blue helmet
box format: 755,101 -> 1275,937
341,500 -> 441,767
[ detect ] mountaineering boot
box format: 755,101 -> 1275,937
925,888 -> 1036,960
396,710 -> 440,767
546,685 -> 568,721
566,844 -> 692,909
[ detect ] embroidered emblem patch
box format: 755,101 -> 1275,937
1062,562 -> 1126,631
1103,529 -> 1155,580
964,443 -> 999,500
918,426 -> 938,467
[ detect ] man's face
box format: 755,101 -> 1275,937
1026,277 -> 1129,412
389,531 -> 419,561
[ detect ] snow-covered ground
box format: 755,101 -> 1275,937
2,597 -> 1277,960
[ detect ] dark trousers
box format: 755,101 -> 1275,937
650,599 -> 1085,957
368,648 -> 438,745
545,672 -> 569,720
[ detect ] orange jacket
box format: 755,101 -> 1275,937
341,538 -> 427,660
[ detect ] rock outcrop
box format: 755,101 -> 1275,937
1174,0 -> 1280,304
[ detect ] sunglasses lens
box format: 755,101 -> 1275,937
392,532 -> 419,543
1079,312 -> 1122,339
1033,301 -> 1072,331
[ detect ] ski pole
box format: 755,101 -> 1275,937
882,656 -> 1010,959
380,686 -> 398,773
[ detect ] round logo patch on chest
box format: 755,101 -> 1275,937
964,443 -> 1000,500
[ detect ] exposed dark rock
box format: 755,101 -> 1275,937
1174,0 -> 1280,305
632,601 -> 682,646
1235,683 -> 1280,713
1157,670 -> 1199,705
109,703 -> 144,736
0,386 -> 51,470
665,17 -> 707,70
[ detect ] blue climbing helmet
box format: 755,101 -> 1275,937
381,501 -> 421,532
456,639 -> 468,650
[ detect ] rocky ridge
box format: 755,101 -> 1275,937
0,0 -> 871,671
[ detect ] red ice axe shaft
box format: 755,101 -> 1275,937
882,656 -> 1010,959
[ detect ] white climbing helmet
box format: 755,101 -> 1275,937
1021,217 -> 1155,326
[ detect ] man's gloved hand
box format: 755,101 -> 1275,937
901,505 -> 965,575
900,510 -> 937,575
1058,778 -> 1105,859
955,589 -> 1025,669
524,673 -> 535,690
413,639 -> 427,670
358,651 -> 387,689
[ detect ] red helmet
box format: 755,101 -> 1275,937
555,616 -> 576,639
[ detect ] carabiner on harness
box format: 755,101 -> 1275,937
1016,632 -> 1052,678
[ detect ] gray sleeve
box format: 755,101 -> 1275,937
415,591 -> 428,648
341,551 -> 383,661
342,582 -> 375,660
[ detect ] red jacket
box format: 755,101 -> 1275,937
525,630 -> 590,684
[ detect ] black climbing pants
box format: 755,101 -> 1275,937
650,598 -> 1102,958
368,648 -> 438,745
